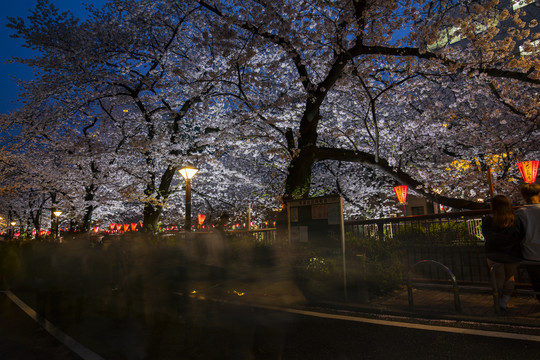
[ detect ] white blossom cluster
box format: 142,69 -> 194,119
0,0 -> 538,231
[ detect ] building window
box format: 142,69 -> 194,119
520,39 -> 540,56
512,0 -> 532,10
426,18 -> 499,51
411,206 -> 425,216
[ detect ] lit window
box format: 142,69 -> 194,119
512,0 -> 532,10
427,25 -> 463,51
520,39 -> 540,56
427,18 -> 499,51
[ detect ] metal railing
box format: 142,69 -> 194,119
345,210 -> 491,284
344,210 -> 489,243
157,227 -> 278,243
407,260 -> 462,312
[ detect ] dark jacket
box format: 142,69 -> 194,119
482,215 -> 524,263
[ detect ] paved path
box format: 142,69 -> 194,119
0,292 -> 82,360
2,282 -> 540,359
373,287 -> 540,326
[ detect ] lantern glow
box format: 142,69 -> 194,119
394,185 -> 408,204
198,214 -> 206,225
517,161 -> 539,184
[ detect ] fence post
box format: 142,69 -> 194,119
407,283 -> 414,311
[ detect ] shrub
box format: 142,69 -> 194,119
346,234 -> 403,298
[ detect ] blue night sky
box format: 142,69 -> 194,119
0,0 -> 106,115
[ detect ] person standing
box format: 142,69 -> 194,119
482,195 -> 524,309
516,183 -> 540,301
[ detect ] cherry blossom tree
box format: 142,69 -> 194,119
2,0 -> 539,232
198,0 -> 539,211
5,0 -> 243,230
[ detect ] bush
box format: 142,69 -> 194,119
293,249 -> 344,301
346,234 -> 403,298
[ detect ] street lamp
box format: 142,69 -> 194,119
517,161 -> 539,184
53,210 -> 62,239
178,166 -> 198,232
10,221 -> 16,238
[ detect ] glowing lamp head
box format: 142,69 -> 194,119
517,161 -> 539,184
53,211 -> 62,217
178,166 -> 199,180
10,221 -> 16,226
394,185 -> 408,204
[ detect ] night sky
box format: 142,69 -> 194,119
0,0 -> 106,115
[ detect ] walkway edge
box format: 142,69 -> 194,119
1,290 -> 104,360
242,301 -> 540,342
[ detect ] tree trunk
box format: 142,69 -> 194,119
30,210 -> 42,239
284,149 -> 316,200
142,165 -> 178,232
283,100 -> 321,200
81,184 -> 96,232
50,192 -> 58,237
142,203 -> 162,233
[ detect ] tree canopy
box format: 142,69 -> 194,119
1,0 -> 539,232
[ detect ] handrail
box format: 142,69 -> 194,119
346,209 -> 491,226
407,260 -> 462,312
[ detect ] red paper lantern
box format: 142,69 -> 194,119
131,223 -> 137,231
198,214 -> 206,225
394,185 -> 408,204
110,223 -> 115,230
517,161 -> 539,184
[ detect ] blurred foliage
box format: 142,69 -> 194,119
346,234 -> 403,297
1,226 -> 482,307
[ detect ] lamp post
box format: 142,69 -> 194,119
394,185 -> 408,216
178,166 -> 198,232
517,161 -> 539,184
53,210 -> 62,239
10,221 -> 16,238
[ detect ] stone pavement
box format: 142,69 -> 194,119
317,286 -> 540,331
